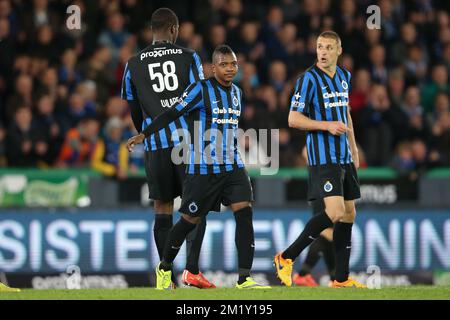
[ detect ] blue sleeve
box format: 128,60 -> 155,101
174,82 -> 204,113
290,73 -> 314,115
121,62 -> 136,101
189,52 -> 205,83
141,82 -> 203,138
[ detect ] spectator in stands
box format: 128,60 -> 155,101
222,0 -> 243,36
236,61 -> 259,99
268,60 -> 287,92
206,24 -> 227,58
78,46 -> 115,105
401,86 -> 430,141
368,44 -> 388,84
390,22 -> 420,67
387,68 -> 405,108
403,45 -> 428,85
0,122 -> 5,166
34,93 -> 64,165
75,80 -> 98,117
6,74 -> 34,119
429,91 -> 449,125
410,138 -> 440,175
66,92 -> 96,128
91,117 -> 128,179
349,69 -> 371,117
422,63 -> 449,114
98,11 -> 132,68
21,0 -> 60,40
59,48 -> 81,91
177,21 -> 195,48
237,21 -> 264,65
430,92 -> 450,165
358,84 -> 394,166
6,105 -> 48,167
0,17 -> 15,83
443,43 -> 450,74
39,66 -> 59,100
29,24 -> 58,62
390,141 -> 415,176
57,116 -> 99,167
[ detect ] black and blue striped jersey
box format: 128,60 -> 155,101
141,77 -> 245,175
121,42 -> 204,151
290,64 -> 353,166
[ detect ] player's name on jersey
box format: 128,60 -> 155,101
212,107 -> 241,116
140,48 -> 183,60
161,97 -> 181,108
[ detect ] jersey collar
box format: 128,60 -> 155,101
211,77 -> 232,92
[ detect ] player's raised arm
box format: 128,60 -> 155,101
127,82 -> 203,151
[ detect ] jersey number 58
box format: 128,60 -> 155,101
148,61 -> 179,93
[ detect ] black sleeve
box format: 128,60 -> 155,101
128,99 -> 144,133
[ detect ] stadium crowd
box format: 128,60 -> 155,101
0,0 -> 448,178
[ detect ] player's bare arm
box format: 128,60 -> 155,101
288,111 -> 349,136
346,107 -> 359,168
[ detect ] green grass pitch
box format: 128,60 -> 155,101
0,286 -> 449,300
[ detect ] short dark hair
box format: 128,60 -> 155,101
318,31 -> 341,46
212,45 -> 235,63
150,8 -> 178,31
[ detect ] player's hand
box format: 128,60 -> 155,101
127,133 -> 145,152
326,121 -> 350,136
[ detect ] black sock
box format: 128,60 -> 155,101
154,214 -> 173,260
234,207 -> 254,284
161,217 -> 197,270
185,216 -> 206,274
283,212 -> 333,261
298,237 -> 324,276
321,236 -> 336,281
333,222 -> 353,282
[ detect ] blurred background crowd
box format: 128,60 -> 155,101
0,0 -> 449,178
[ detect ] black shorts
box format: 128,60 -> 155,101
179,167 -> 254,217
144,148 -> 186,202
307,163 -> 361,201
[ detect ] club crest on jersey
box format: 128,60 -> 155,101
233,95 -> 239,107
188,202 -> 198,213
324,181 -> 333,192
341,80 -> 348,90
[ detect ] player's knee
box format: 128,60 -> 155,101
154,200 -> 173,214
181,214 -> 201,224
231,201 -> 251,212
325,208 -> 345,223
342,209 -> 356,223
